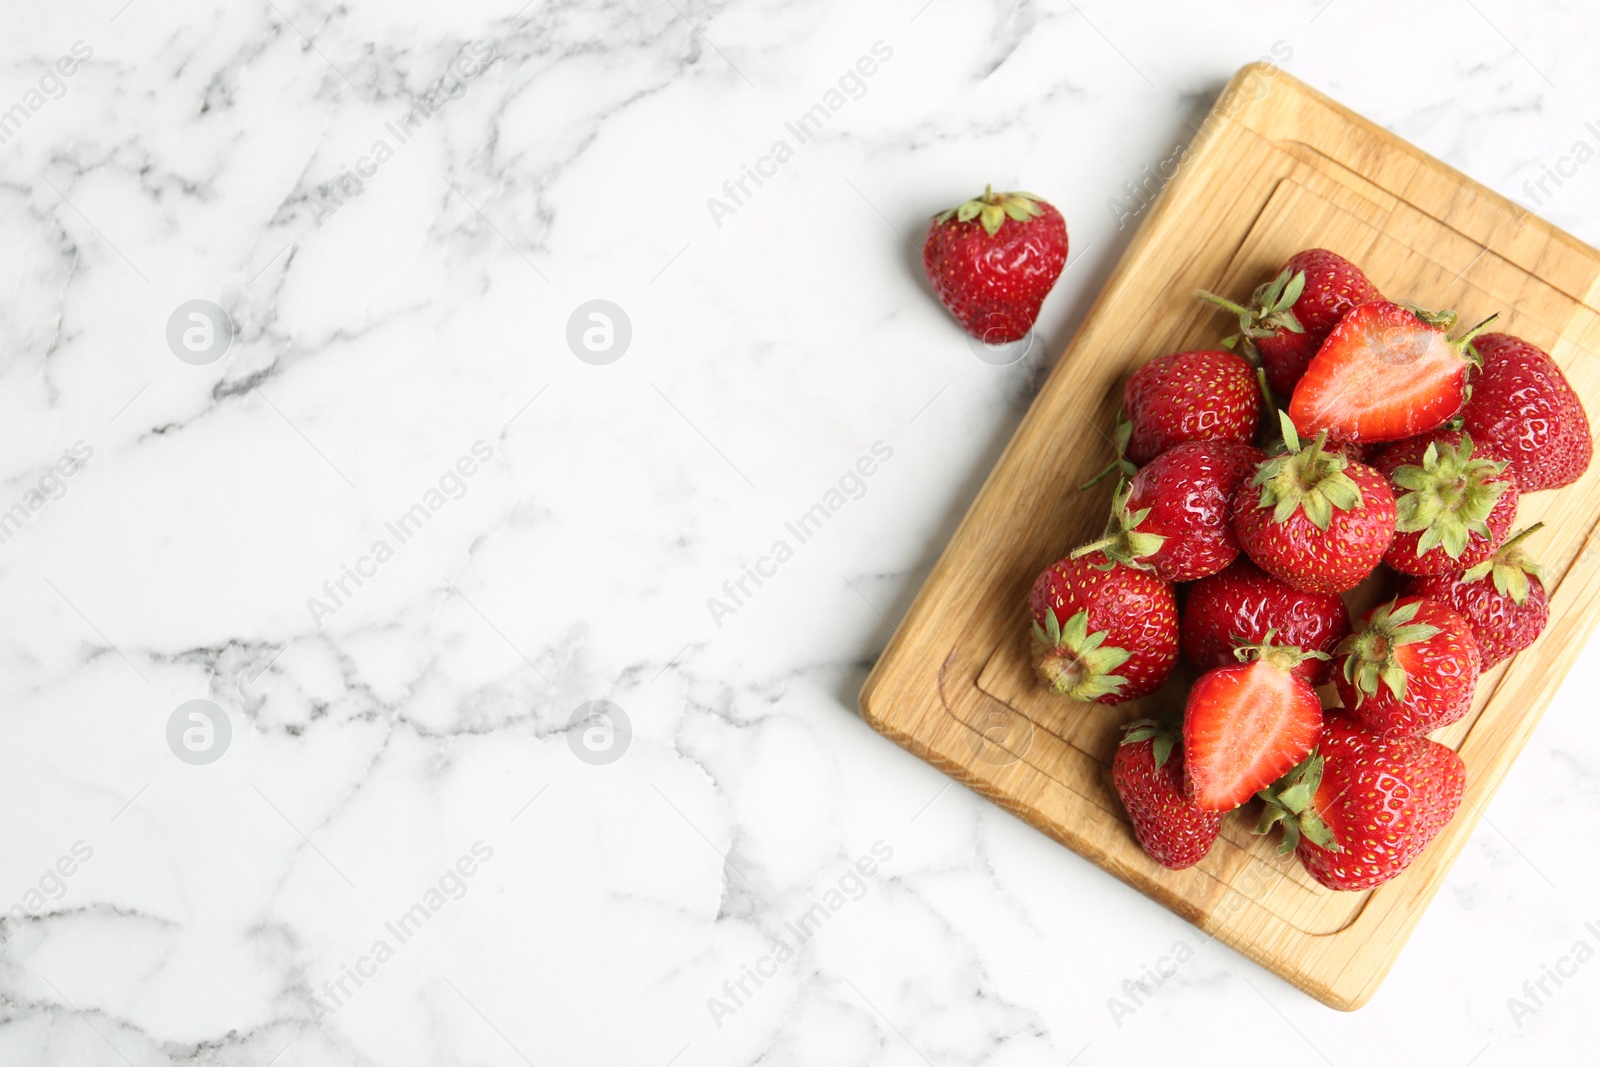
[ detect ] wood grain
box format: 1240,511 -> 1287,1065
859,63 -> 1600,1010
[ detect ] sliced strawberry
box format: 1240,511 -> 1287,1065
1183,638 -> 1325,812
1288,302 -> 1497,443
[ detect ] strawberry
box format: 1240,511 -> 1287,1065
1373,430 -> 1518,576
1333,597 -> 1480,737
1113,719 -> 1223,870
1183,635 -> 1326,812
923,187 -> 1068,344
1198,249 -> 1382,398
1288,301 -> 1498,443
1076,441 -> 1263,582
1403,524 -> 1550,669
1233,414 -> 1396,594
1119,350 -> 1261,466
1182,559 -> 1349,686
1028,550 -> 1177,704
1256,713 -> 1465,891
1461,333 -> 1593,491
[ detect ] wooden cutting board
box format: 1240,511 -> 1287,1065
859,63 -> 1600,1010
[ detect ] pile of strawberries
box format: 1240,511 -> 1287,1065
1029,249 -> 1593,889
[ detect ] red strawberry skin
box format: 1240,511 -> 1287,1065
1461,333 -> 1593,491
1404,570 -> 1549,670
1334,597 -> 1480,737
923,195 -> 1068,344
1113,737 -> 1222,869
1374,430 -> 1519,576
1123,350 -> 1261,465
1259,249 -> 1382,398
1125,440 -> 1263,582
1184,659 -> 1323,811
1028,557 -> 1178,704
1182,560 -> 1350,685
1233,459 -> 1396,594
1295,714 -> 1465,891
1289,301 -> 1470,443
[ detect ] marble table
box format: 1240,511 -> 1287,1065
1,1 -> 1596,1064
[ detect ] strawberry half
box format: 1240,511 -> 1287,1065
1183,635 -> 1326,812
1181,559 -> 1350,686
1404,524 -> 1550,669
1256,714 -> 1465,891
1198,248 -> 1382,398
1288,301 -> 1497,443
923,187 -> 1068,344
1374,430 -> 1518,576
1233,413 -> 1396,594
1028,550 -> 1177,704
1113,718 -> 1223,870
1333,597 -> 1480,738
1461,333 -> 1593,491
1076,441 -> 1262,582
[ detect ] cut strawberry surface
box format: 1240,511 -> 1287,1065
1183,640 -> 1325,812
1288,301 -> 1496,443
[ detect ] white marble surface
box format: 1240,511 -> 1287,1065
1,0 -> 1598,1063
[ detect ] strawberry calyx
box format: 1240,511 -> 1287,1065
1336,598 -> 1443,705
1250,411 -> 1363,532
1196,267 -> 1307,353
1461,522 -> 1545,605
1120,717 -> 1181,770
1403,305 -> 1499,368
934,186 -> 1048,238
1391,433 -> 1511,559
1254,751 -> 1339,855
1231,629 -> 1331,674
1031,608 -> 1134,702
1079,417 -> 1137,490
1070,479 -> 1164,568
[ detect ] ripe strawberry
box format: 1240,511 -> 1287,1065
1119,349 -> 1261,466
1233,414 -> 1396,594
1113,719 -> 1223,870
923,187 -> 1068,344
1461,333 -> 1593,491
1256,713 -> 1465,891
1333,597 -> 1480,737
1404,525 -> 1550,669
1183,635 -> 1326,811
1288,301 -> 1498,443
1198,249 -> 1382,398
1028,550 -> 1177,704
1182,559 -> 1349,686
1076,441 -> 1262,582
1373,430 -> 1518,576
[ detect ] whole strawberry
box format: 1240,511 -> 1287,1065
1461,333 -> 1593,491
1184,635 -> 1327,812
1374,430 -> 1518,576
1404,525 -> 1550,669
1028,550 -> 1177,704
1120,349 -> 1261,466
1113,719 -> 1223,870
1233,414 -> 1396,594
1198,249 -> 1381,397
923,187 -> 1068,344
1334,597 -> 1480,737
1182,559 -> 1349,686
1289,302 -> 1498,443
1256,714 -> 1465,891
1077,441 -> 1262,582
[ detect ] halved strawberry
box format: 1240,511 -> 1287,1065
1288,301 -> 1498,443
1183,636 -> 1325,812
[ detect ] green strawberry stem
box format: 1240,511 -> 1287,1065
1335,598 -> 1443,704
1079,417 -> 1136,491
1120,716 -> 1182,770
1255,751 -> 1339,855
1250,411 -> 1362,532
1391,433 -> 1510,559
1232,630 -> 1330,672
935,186 -> 1047,237
1070,480 -> 1164,567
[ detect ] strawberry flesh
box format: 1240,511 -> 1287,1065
1183,659 -> 1323,811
